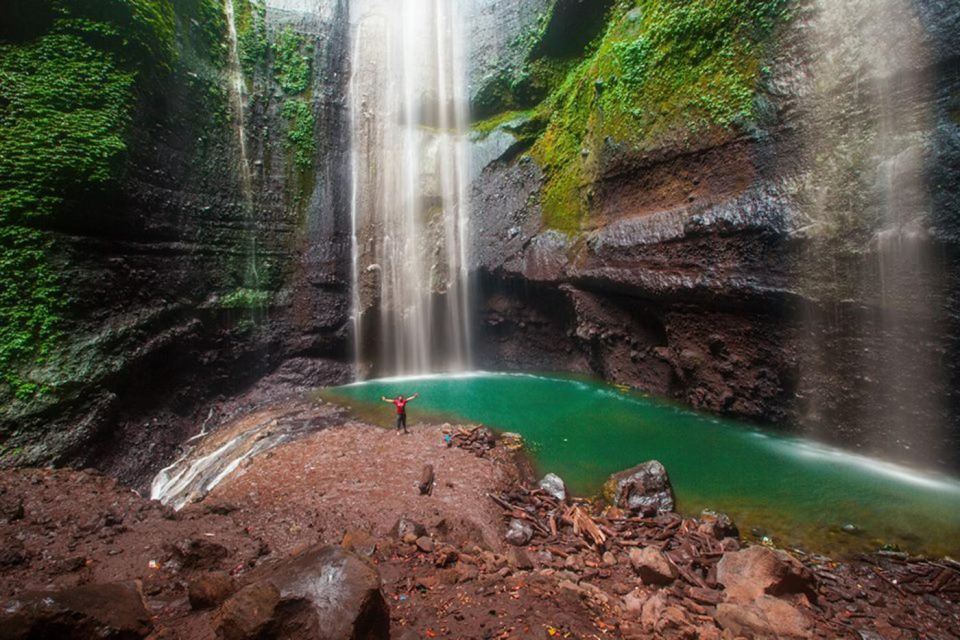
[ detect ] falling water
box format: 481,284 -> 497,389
802,0 -> 945,462
349,0 -> 473,377
224,0 -> 260,289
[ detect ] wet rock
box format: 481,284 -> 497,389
716,596 -> 811,639
216,545 -> 389,640
389,516 -> 427,541
538,473 -> 567,502
0,581 -> 153,639
699,509 -> 739,540
628,547 -> 678,585
504,518 -> 533,546
717,546 -> 815,603
499,432 -> 524,450
170,537 -> 229,570
474,427 -> 496,446
602,461 -> 675,516
188,571 -> 236,610
216,581 -> 281,640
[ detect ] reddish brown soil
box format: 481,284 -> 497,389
2,407 -> 959,640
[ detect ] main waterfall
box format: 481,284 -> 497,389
348,0 -> 473,377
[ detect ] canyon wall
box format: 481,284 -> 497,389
0,0 -> 352,483
466,0 -> 960,470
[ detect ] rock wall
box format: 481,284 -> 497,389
0,0 -> 352,484
467,0 -> 960,470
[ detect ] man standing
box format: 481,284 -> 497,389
381,392 -> 419,434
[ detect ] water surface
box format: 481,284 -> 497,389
322,372 -> 960,558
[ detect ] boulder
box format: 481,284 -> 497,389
699,509 -> 739,540
170,537 -> 229,570
538,473 -> 567,502
0,581 -> 153,639
188,572 -> 237,610
717,596 -> 811,639
628,547 -> 678,585
716,546 -> 815,603
216,545 -> 389,640
504,518 -> 533,546
602,461 -> 675,516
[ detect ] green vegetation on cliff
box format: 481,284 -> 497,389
273,29 -> 316,172
0,0 -> 227,399
476,0 -> 792,233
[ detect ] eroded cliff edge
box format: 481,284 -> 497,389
466,0 -> 960,470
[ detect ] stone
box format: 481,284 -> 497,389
216,545 -> 389,640
507,547 -> 534,571
602,461 -> 675,516
0,581 -> 153,639
341,529 -> 378,557
717,546 -> 815,603
390,516 -> 427,541
622,588 -> 646,614
417,464 -> 435,495
602,551 -> 617,566
415,536 -> 435,552
0,537 -> 28,568
504,518 -> 533,546
188,571 -> 236,610
628,547 -> 678,585
699,509 -> 739,540
170,537 -> 229,570
433,545 -> 458,568
216,581 -> 282,640
538,473 -> 567,502
717,596 -> 811,639
0,493 -> 24,523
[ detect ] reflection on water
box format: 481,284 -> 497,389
323,372 -> 960,558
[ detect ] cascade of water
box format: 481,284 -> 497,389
224,0 -> 259,288
349,0 -> 473,377
802,0 -> 944,460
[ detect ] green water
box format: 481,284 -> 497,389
322,372 -> 960,558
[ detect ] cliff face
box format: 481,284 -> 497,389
466,0 -> 960,469
0,0 -> 352,483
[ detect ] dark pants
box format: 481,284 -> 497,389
396,412 -> 407,432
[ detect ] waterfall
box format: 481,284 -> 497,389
801,0 -> 945,461
349,0 -> 473,377
224,0 -> 260,289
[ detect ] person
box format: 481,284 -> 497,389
381,392 -> 419,435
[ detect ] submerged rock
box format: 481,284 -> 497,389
716,546 -> 815,603
504,518 -> 533,546
216,545 -> 389,640
538,473 -> 567,502
602,460 -> 675,516
0,581 -> 153,639
699,509 -> 740,540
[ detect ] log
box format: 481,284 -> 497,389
417,464 -> 435,495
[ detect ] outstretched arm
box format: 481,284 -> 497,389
406,392 -> 420,402
381,396 -> 393,403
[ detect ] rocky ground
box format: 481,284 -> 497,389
1,400 -> 959,639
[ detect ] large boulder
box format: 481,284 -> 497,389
717,546 -> 815,603
602,461 -> 675,516
0,581 -> 153,639
216,545 -> 389,640
716,596 -> 811,639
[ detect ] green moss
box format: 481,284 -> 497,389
472,110 -> 535,138
220,287 -> 272,308
528,0 -> 793,232
236,0 -> 267,76
0,0 -> 225,399
281,99 -> 316,170
273,28 -> 312,96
